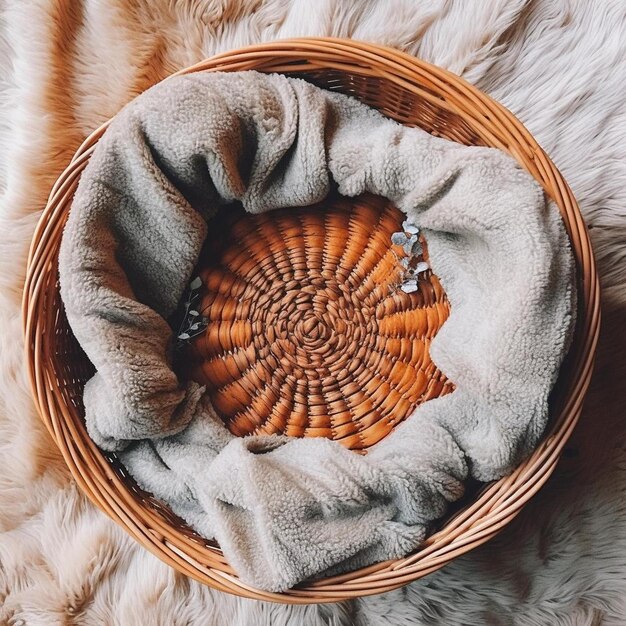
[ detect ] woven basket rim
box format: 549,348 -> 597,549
22,37 -> 600,604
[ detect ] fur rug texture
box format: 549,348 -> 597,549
0,1 -> 624,624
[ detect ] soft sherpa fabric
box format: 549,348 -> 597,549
58,70 -> 575,592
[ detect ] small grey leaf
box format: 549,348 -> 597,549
415,261 -> 429,273
189,310 -> 199,316
190,323 -> 200,330
391,232 -> 408,246
400,257 -> 410,268
402,234 -> 418,254
402,221 -> 420,235
189,277 -> 202,290
178,332 -> 190,340
401,283 -> 419,294
411,241 -> 423,255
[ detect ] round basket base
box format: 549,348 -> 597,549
178,194 -> 453,451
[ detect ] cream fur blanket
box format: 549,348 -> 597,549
0,1 -> 624,624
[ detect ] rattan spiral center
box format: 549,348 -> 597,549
178,194 -> 453,450
263,284 -> 373,378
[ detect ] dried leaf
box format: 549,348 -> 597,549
190,277 -> 202,290
178,332 -> 190,340
415,261 -> 429,274
402,221 -> 420,235
401,282 -> 419,294
189,310 -> 199,316
391,232 -> 408,246
402,234 -> 418,255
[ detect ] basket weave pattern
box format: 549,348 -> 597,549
22,39 -> 599,603
183,195 -> 451,450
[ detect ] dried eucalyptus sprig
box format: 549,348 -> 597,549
175,276 -> 209,349
390,219 -> 430,294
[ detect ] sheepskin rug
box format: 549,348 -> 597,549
0,1 -> 625,624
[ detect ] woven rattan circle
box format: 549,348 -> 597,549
180,195 -> 452,450
23,38 -> 599,603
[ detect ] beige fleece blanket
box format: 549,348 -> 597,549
58,70 -> 574,591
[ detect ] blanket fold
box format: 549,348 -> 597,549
59,71 -> 575,592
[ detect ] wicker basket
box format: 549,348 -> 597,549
22,38 -> 600,603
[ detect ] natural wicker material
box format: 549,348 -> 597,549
22,38 -> 600,603
182,194 -> 451,450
